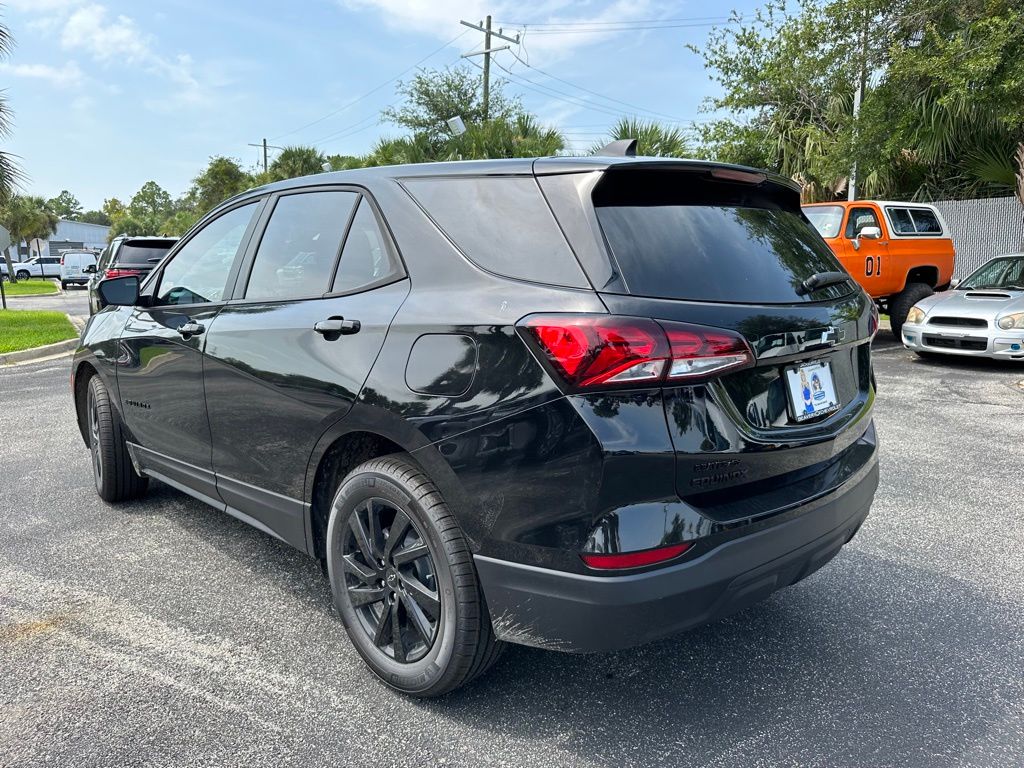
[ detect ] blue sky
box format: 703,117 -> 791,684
2,0 -> 761,210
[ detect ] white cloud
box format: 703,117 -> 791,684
338,0 -> 663,62
60,4 -> 150,63
0,60 -> 84,88
13,1 -> 219,110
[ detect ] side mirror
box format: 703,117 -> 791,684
84,264 -> 97,274
859,226 -> 882,240
97,275 -> 140,308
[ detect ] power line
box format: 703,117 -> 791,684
487,57 -> 695,124
494,15 -> 735,27
520,21 -> 741,35
269,29 -> 470,142
505,49 -> 689,123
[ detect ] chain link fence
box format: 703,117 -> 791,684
931,196 -> 1024,279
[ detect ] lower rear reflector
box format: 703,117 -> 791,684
580,542 -> 692,570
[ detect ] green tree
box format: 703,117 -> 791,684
160,209 -> 200,236
267,145 -> 327,181
691,0 -> 1024,201
593,118 -> 689,157
102,198 -> 126,220
129,181 -> 173,221
188,156 -> 253,215
381,65 -> 521,144
46,190 -> 82,220
453,114 -> 564,159
1,195 -> 59,281
79,210 -> 112,226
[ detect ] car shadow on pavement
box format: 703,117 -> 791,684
419,548 -> 1023,766
130,482 -> 1021,766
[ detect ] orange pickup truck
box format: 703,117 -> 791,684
802,200 -> 956,336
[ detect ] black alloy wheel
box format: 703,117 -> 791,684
342,497 -> 440,663
327,454 -> 503,696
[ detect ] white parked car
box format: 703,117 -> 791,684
59,250 -> 98,289
0,255 -> 61,281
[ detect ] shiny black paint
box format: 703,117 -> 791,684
71,157 -> 878,627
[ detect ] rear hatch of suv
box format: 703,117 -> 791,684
106,238 -> 177,279
537,160 -> 876,525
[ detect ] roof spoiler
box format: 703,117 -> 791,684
594,138 -> 637,157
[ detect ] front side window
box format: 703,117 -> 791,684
845,207 -> 880,238
156,202 -> 257,305
245,191 -> 358,301
802,205 -> 844,238
332,198 -> 401,293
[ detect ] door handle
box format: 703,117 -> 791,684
177,320 -> 205,338
314,317 -> 360,339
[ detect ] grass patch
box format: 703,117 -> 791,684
0,310 -> 77,353
2,279 -> 58,296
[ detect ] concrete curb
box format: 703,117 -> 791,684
0,312 -> 81,366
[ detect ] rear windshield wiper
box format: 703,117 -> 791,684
797,271 -> 850,296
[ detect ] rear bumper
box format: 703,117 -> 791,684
476,456 -> 878,652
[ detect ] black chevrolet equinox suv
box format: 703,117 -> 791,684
72,153 -> 879,696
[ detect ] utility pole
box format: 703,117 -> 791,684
247,139 -> 283,174
848,13 -> 869,201
460,17 -> 519,121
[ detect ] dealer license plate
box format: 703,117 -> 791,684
785,361 -> 841,422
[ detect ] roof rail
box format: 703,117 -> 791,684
594,138 -> 637,157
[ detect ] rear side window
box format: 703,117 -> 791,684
245,191 -> 358,300
403,176 -> 588,288
887,206 -> 942,235
594,173 -> 850,304
332,198 -> 401,293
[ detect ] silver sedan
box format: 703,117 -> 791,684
901,253 -> 1024,360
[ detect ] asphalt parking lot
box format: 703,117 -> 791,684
1,332 -> 1022,767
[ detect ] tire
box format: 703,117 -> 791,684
86,376 -> 149,503
889,282 -> 933,339
16,270 -> 30,281
60,280 -> 68,290
326,454 -> 503,697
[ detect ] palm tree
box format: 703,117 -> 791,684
1,196 -> 58,282
267,146 -> 328,181
0,20 -> 22,205
592,118 -> 690,158
452,115 -> 565,160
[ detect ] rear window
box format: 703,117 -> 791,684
594,175 -> 850,304
116,240 -> 176,266
403,176 -> 588,288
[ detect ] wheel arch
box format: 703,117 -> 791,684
902,264 -> 940,292
72,359 -> 100,447
304,411 -> 476,561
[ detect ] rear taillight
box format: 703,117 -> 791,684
581,542 -> 692,570
60,255 -> 65,265
519,314 -> 754,391
868,303 -> 879,337
104,268 -> 140,279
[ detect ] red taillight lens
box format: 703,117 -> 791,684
60,255 -> 65,265
581,542 -> 692,570
104,268 -> 140,279
868,303 -> 879,337
522,315 -> 669,388
520,314 -> 753,391
660,321 -> 754,380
